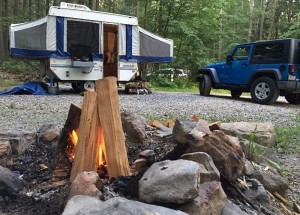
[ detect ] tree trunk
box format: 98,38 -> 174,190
88,0 -> 93,9
157,0 -> 163,34
247,0 -> 254,43
143,0 -> 148,28
3,0 -> 9,58
37,0 -> 42,17
287,0 -> 293,22
96,0 -> 99,10
267,0 -> 277,40
259,0 -> 266,40
13,0 -> 18,15
0,3 -> 5,60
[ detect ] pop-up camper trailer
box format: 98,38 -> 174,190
9,2 -> 173,91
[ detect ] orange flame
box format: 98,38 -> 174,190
67,129 -> 106,167
98,128 -> 105,166
67,130 -> 78,160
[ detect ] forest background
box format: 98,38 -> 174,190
0,0 -> 299,79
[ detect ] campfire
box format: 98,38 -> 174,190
58,77 -> 131,182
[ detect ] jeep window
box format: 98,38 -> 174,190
232,46 -> 250,60
252,42 -> 284,61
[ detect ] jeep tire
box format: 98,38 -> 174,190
250,77 -> 279,105
199,74 -> 212,96
285,93 -> 300,104
230,90 -> 242,99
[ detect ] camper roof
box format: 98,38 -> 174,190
48,2 -> 138,26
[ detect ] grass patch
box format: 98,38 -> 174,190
274,114 -> 300,153
0,77 -> 21,87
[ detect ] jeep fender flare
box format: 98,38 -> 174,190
247,69 -> 282,85
198,68 -> 220,84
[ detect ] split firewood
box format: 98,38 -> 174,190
274,192 -> 289,205
294,202 -> 300,213
191,115 -> 199,121
163,118 -> 175,128
279,203 -> 300,215
208,121 -> 221,131
148,119 -> 163,128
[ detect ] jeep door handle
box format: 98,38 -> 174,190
242,64 -> 248,67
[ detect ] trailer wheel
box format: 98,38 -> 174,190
71,82 -> 82,92
82,81 -> 96,91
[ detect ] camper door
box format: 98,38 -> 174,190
103,23 -> 119,79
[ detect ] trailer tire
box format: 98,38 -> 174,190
71,82 -> 82,93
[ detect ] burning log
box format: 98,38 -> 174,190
69,77 -> 130,182
70,91 -> 99,181
96,77 -> 131,178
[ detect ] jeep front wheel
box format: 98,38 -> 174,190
230,90 -> 242,99
285,93 -> 300,104
199,74 -> 212,96
250,77 -> 279,105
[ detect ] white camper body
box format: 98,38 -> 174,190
9,2 -> 173,91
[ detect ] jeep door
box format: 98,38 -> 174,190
219,45 -> 252,85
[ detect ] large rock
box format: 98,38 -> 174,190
121,111 -> 147,143
181,152 -> 220,182
0,131 -> 35,155
0,165 -> 23,197
252,169 -> 289,195
139,159 -> 200,204
100,197 -> 188,215
38,124 -> 61,142
173,119 -> 245,181
220,122 -> 276,147
68,171 -> 102,200
62,195 -> 103,215
63,196 -> 188,215
179,181 -> 227,215
222,200 -> 249,215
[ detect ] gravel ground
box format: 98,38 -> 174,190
0,87 -> 299,133
0,87 -> 299,206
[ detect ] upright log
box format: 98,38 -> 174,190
96,77 -> 131,178
70,91 -> 99,182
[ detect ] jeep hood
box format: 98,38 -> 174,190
205,62 -> 226,68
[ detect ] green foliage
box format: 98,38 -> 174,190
150,74 -> 198,92
274,114 -> 300,153
248,125 -> 262,161
0,58 -> 39,84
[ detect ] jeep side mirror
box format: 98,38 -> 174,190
226,55 -> 233,64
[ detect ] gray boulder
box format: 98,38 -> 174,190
181,152 -> 220,182
121,111 -> 147,143
139,159 -> 200,204
0,140 -> 13,167
38,124 -> 61,142
179,181 -> 227,215
0,165 -> 23,197
220,122 -> 276,147
222,200 -> 249,215
63,196 -> 188,215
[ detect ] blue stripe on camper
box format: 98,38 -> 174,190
126,25 -> 132,60
56,17 -> 64,57
120,55 -> 173,63
10,48 -> 55,58
10,48 -> 103,60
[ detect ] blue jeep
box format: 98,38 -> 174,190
197,39 -> 300,104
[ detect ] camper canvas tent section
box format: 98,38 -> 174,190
9,2 -> 173,91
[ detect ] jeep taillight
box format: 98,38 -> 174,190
288,65 -> 295,74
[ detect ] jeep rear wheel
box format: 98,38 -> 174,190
250,77 -> 279,105
285,93 -> 300,104
230,90 -> 242,99
199,74 -> 212,96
